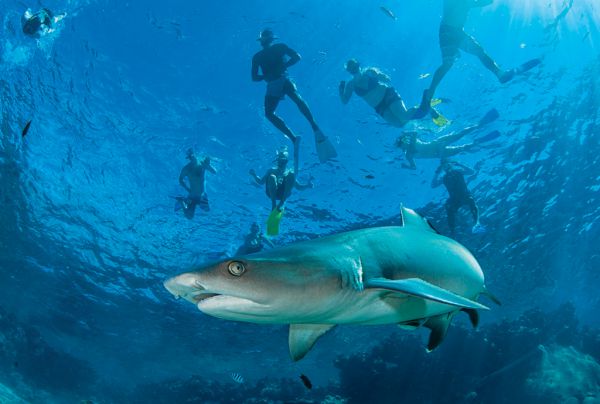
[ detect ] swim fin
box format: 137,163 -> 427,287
478,130 -> 501,143
478,108 -> 499,126
266,209 -> 284,236
430,98 -> 443,108
314,130 -> 337,163
432,110 -> 449,127
499,58 -> 542,83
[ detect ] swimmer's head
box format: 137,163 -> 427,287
257,29 -> 277,45
186,148 -> 197,161
345,59 -> 360,75
395,133 -> 412,149
274,148 -> 289,167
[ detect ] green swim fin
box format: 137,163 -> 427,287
266,209 -> 284,236
430,98 -> 443,108
314,130 -> 337,163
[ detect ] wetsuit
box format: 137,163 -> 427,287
443,167 -> 477,230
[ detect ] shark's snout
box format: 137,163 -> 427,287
164,273 -> 217,304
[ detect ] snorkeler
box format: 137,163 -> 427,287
431,158 -> 485,234
251,29 -> 337,163
423,0 -> 541,106
176,149 -> 217,219
234,223 -> 275,256
249,147 -> 313,235
339,59 -> 438,126
396,108 -> 499,169
21,8 -> 65,38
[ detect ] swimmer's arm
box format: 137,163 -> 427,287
402,154 -> 417,170
178,168 -> 191,193
249,169 -> 268,185
339,80 -> 354,104
251,56 -> 264,81
284,46 -> 301,68
261,235 -> 275,248
294,175 -> 314,190
456,163 -> 475,175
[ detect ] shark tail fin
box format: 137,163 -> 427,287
481,286 -> 502,306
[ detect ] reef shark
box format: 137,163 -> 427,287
164,207 -> 495,361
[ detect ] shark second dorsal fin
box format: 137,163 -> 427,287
400,206 -> 438,234
289,324 -> 336,361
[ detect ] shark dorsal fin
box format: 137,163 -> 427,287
400,206 -> 438,234
289,324 -> 336,361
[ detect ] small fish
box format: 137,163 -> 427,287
22,120 -> 32,138
231,372 -> 245,384
365,174 -> 375,180
300,374 -> 312,390
380,6 -> 397,20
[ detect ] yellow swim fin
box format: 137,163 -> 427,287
431,108 -> 450,127
266,209 -> 284,236
430,98 -> 443,108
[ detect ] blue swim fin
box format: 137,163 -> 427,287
266,209 -> 284,236
314,130 -> 337,163
478,108 -> 499,126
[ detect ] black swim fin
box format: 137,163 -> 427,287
478,108 -> 499,126
499,58 -> 542,83
478,130 -> 501,143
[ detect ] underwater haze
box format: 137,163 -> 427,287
1,0 -> 600,403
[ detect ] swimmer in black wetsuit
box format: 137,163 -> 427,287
251,29 -> 326,160
423,0 -> 541,106
431,158 -> 485,234
21,8 -> 53,38
249,147 -> 313,211
339,59 -> 429,127
177,149 -> 217,219
234,223 -> 275,256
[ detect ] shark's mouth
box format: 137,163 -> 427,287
193,292 -> 220,303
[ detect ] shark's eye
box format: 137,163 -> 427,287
228,261 -> 246,276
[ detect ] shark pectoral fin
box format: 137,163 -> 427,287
365,278 -> 489,311
425,313 -> 453,351
400,206 -> 438,234
289,324 -> 336,361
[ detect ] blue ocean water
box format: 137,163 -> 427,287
1,0 -> 599,402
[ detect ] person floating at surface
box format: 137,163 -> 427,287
431,158 -> 485,235
22,8 -> 53,37
176,148 -> 217,219
396,108 -> 499,169
339,59 -> 440,126
423,0 -> 541,106
234,222 -> 275,256
249,147 -> 313,235
251,29 -> 336,163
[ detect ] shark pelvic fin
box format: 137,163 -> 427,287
460,308 -> 479,328
366,278 -> 489,310
400,206 -> 437,233
425,313 -> 453,351
289,324 -> 336,361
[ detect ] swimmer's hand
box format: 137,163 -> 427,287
339,80 -> 346,94
308,175 -> 315,188
249,169 -> 257,177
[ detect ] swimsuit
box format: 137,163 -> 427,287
374,87 -> 402,117
266,76 -> 296,100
